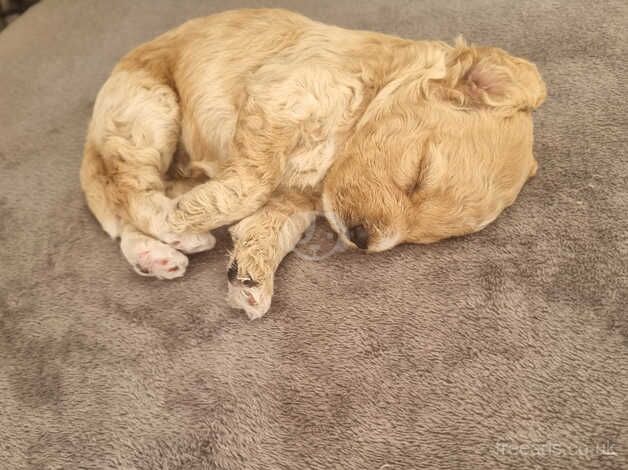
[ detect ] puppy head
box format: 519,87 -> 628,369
322,40 -> 545,251
322,152 -> 411,252
321,114 -> 428,251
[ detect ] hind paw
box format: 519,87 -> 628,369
134,246 -> 188,279
121,234 -> 189,280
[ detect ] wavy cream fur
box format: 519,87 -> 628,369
80,9 -> 546,318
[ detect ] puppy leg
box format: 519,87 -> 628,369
164,97 -> 299,235
226,192 -> 316,319
120,224 -> 189,279
162,161 -> 274,238
85,70 -> 215,254
120,183 -> 216,255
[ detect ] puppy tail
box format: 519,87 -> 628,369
80,143 -> 122,238
437,37 -> 547,113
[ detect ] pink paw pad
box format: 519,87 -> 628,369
132,247 -> 188,279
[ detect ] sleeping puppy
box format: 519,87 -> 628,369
80,8 -> 546,319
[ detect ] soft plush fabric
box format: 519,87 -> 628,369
0,1 -> 626,468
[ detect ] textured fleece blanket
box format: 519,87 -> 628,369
0,0 -> 626,468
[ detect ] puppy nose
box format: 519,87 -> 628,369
348,224 -> 369,249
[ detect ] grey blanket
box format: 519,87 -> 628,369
0,0 -> 626,468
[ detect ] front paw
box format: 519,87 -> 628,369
163,231 -> 216,254
165,198 -> 188,232
226,259 -> 273,320
154,200 -> 215,254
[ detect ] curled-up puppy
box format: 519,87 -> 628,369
80,9 -> 546,319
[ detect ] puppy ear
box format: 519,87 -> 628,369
440,38 -> 547,112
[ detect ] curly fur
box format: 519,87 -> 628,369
80,8 -> 546,318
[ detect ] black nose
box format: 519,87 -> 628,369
348,224 -> 369,249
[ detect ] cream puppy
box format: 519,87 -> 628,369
80,9 -> 546,318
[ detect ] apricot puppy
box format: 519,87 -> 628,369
80,9 -> 546,318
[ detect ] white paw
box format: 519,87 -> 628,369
121,236 -> 189,280
150,199 -> 216,254
162,231 -> 216,254
227,282 -> 272,320
226,260 -> 272,319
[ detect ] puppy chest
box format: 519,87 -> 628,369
282,138 -> 337,189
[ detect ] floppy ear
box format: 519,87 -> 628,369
439,39 -> 547,112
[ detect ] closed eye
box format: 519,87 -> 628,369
394,157 -> 427,197
392,144 -> 430,196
